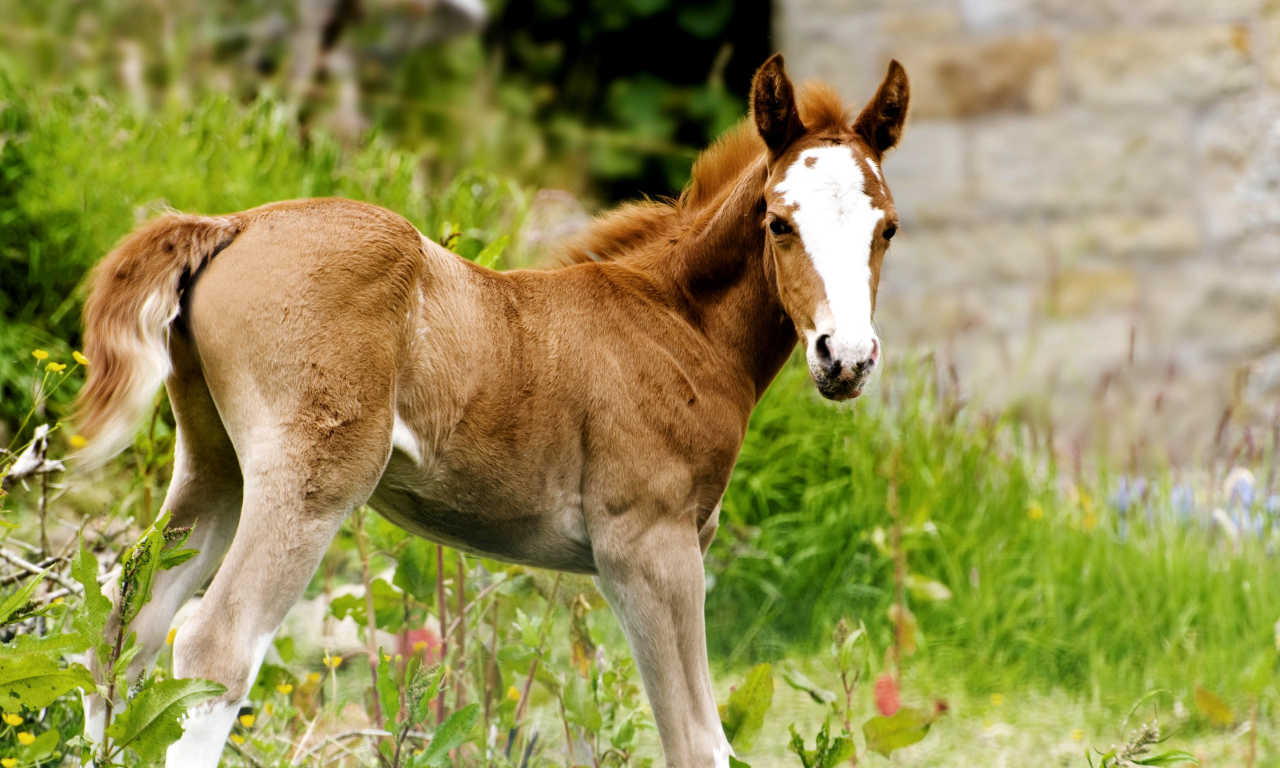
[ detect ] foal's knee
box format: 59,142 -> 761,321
172,613 -> 266,704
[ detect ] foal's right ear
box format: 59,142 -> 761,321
751,54 -> 806,157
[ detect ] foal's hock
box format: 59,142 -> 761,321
74,54 -> 909,768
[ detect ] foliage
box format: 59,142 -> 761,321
0,77 -> 524,437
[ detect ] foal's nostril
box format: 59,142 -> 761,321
869,338 -> 880,365
814,334 -> 841,376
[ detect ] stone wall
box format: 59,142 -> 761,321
779,0 -> 1280,457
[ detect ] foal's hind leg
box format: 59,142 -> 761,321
162,418 -> 391,768
85,334 -> 243,746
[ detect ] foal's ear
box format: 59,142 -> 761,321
751,53 -> 806,156
853,60 -> 910,157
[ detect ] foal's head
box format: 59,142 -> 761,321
753,55 -> 910,401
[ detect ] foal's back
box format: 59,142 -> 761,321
178,198 -> 744,571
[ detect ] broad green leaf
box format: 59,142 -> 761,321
906,574 -> 953,601
474,235 -> 510,269
1193,684 -> 1233,727
21,728 -> 60,760
720,663 -> 773,753
728,757 -> 752,768
392,539 -> 437,603
0,570 -> 44,626
0,655 -> 94,712
514,609 -> 541,649
1134,750 -> 1201,766
274,635 -> 295,663
104,678 -> 227,763
836,622 -> 869,677
419,702 -> 480,766
3,630 -> 88,656
329,579 -> 406,632
71,541 -> 112,672
863,706 -> 933,757
781,666 -> 837,706
409,664 -> 445,725
822,731 -> 857,765
376,650 -> 401,728
563,675 -> 602,732
118,512 -> 196,626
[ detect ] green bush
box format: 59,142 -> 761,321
0,78 -> 523,435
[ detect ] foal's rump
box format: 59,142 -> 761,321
73,198 -> 425,469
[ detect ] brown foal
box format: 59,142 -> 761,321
73,55 -> 909,767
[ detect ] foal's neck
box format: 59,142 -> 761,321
645,161 -> 798,403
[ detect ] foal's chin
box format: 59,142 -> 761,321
812,376 -> 866,401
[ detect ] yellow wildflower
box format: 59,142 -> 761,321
229,734 -> 246,745
68,435 -> 87,449
1,714 -> 20,726
32,350 -> 48,361
1027,501 -> 1044,520
413,748 -> 425,756
276,683 -> 294,695
238,713 -> 255,728
73,351 -> 90,366
1071,729 -> 1084,741
45,362 -> 66,373
506,685 -> 521,702
166,628 -> 177,646
413,641 -> 427,653
383,653 -> 392,663
991,693 -> 1004,707
324,653 -> 342,669
306,672 -> 322,684
1,758 -> 15,768
51,597 -> 64,605
263,703 -> 274,717
16,732 -> 33,746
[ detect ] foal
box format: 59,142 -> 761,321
74,54 -> 909,767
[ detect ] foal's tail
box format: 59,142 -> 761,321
73,213 -> 244,468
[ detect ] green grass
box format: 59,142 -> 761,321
709,356 -> 1280,714
0,77 -> 524,432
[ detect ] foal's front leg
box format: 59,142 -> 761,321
594,517 -> 732,768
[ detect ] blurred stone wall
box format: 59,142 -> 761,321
779,0 -> 1280,457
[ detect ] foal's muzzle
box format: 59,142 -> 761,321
809,334 -> 879,401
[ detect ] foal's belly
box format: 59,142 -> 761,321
368,453 -> 597,574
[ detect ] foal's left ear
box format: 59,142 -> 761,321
853,60 -> 910,157
752,53 -> 806,157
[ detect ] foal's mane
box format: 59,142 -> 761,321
558,82 -> 853,266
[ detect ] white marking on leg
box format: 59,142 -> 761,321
166,631 -> 276,768
775,146 -> 884,358
714,737 -> 734,768
164,700 -> 240,768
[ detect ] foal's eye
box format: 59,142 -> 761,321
769,219 -> 792,236
883,226 -> 897,241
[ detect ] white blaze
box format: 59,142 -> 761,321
774,146 -> 883,354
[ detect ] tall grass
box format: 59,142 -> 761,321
708,357 -> 1280,709
0,78 -> 524,433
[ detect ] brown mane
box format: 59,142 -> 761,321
558,81 -> 854,265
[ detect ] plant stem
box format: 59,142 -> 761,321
435,544 -> 448,725
37,470 -> 49,559
354,508 -> 384,727
515,573 -> 562,729
455,555 -> 467,709
98,620 -> 127,765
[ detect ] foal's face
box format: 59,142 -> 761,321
752,56 -> 910,401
